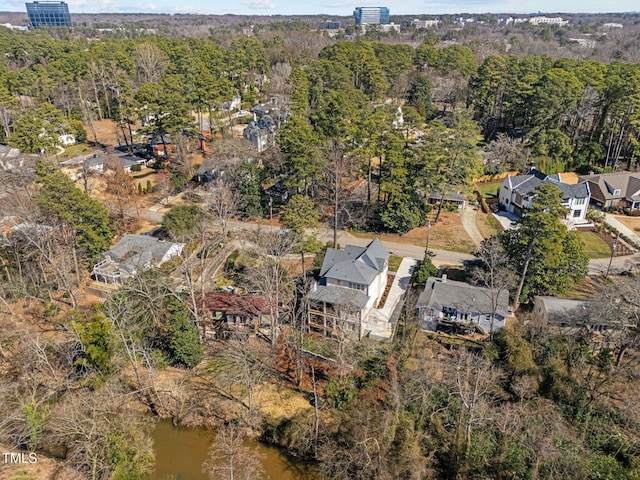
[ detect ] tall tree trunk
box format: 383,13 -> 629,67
514,240 -> 535,310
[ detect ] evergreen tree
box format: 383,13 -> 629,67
165,296 -> 202,368
35,161 -> 113,262
237,163 -> 264,218
501,183 -> 588,307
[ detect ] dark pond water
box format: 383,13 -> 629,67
150,419 -> 319,480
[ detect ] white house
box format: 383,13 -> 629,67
93,234 -> 184,284
499,168 -> 590,223
58,133 -> 76,146
307,238 -> 389,340
416,276 -> 514,334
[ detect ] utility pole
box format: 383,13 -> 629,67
424,219 -> 431,255
605,233 -> 618,278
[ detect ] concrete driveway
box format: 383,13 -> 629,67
492,211 -> 518,230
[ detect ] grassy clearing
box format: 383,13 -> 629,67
476,182 -> 501,199
58,143 -> 93,159
350,219 -> 476,254
579,231 -> 611,258
475,211 -> 502,238
388,254 -> 403,272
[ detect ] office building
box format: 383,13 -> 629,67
353,7 -> 390,25
26,1 -> 71,28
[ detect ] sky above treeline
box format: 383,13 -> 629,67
3,0 -> 637,16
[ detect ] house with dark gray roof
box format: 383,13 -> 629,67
578,172 -> 640,211
499,168 -> 590,223
416,276 -> 514,334
307,238 -> 390,340
92,234 -> 184,284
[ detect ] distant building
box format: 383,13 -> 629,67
353,6 -> 390,25
404,18 -> 439,29
26,1 -> 71,28
603,23 -> 623,29
0,23 -> 29,31
528,16 -> 568,26
326,21 -> 340,30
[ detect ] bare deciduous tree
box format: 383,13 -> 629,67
202,423 -> 264,480
471,236 -> 515,339
204,180 -> 240,236
134,43 -> 169,85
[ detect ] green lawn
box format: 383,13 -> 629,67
388,254 -> 403,272
58,143 -> 93,159
476,182 -> 502,199
580,231 -> 611,259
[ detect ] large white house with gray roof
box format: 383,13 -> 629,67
307,238 -> 389,340
499,168 -> 590,223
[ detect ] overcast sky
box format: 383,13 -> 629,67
4,0 -> 637,16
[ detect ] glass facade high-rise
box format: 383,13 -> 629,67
353,7 -> 390,25
26,1 -> 71,28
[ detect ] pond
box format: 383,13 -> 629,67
150,419 -> 319,480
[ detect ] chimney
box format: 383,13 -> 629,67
441,274 -> 447,283
527,161 -> 536,174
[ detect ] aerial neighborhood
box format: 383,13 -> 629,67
1,3 -> 640,480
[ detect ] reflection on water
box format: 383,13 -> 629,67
151,419 -> 319,480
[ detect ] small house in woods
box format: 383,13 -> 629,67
195,292 -> 273,338
92,234 -> 184,284
578,172 -> 640,211
84,153 -> 148,174
533,295 -> 621,348
499,167 -> 590,222
148,135 -> 173,157
307,238 -> 389,340
425,190 -> 467,209
416,276 -> 514,334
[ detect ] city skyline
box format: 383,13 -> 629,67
1,0 -> 638,16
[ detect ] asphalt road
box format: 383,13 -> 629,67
143,208 -> 639,273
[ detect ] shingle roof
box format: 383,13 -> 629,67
102,234 -> 183,274
320,238 -> 389,285
510,169 -> 589,200
534,296 -> 592,322
307,285 -> 370,309
195,293 -> 273,316
416,277 -> 511,318
579,172 -> 640,202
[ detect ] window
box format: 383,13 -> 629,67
613,188 -> 622,196
575,197 -> 585,205
573,209 -> 581,218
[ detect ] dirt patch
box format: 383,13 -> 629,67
254,383 -> 313,420
87,119 -> 123,146
559,172 -> 579,184
351,211 -> 475,253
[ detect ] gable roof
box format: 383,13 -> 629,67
416,277 -> 512,318
320,238 -> 389,285
101,234 -> 183,274
196,293 -> 273,317
508,168 -> 589,200
579,172 -> 640,202
307,284 -> 370,309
